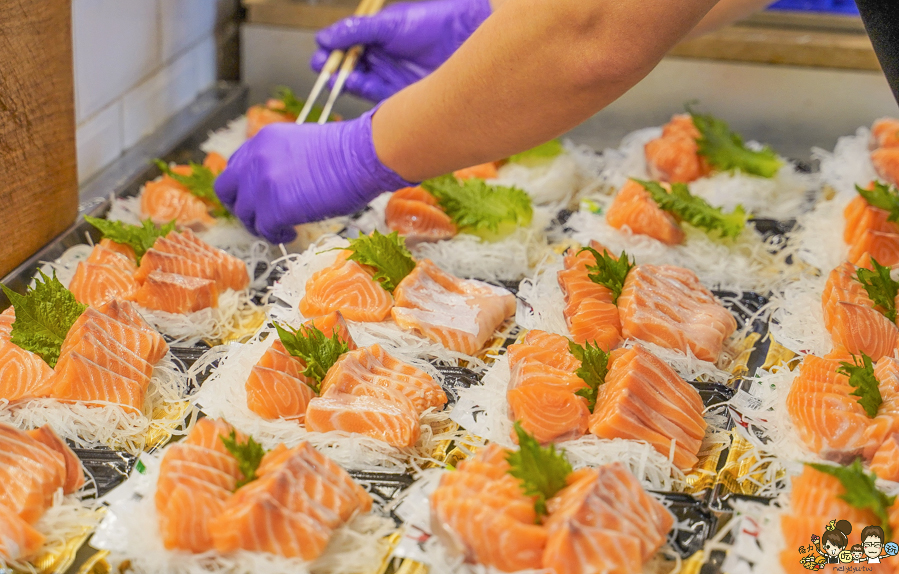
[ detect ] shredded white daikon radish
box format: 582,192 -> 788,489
768,273 -> 832,357
200,115 -> 249,160
495,153 -> 582,206
814,126 -> 879,198
790,193 -> 851,273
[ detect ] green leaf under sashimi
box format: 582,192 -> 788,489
274,323 -> 350,392
855,257 -> 899,322
508,139 -> 565,166
634,179 -> 747,239
421,174 -> 533,238
836,353 -> 883,418
1,271 -> 86,367
689,109 -> 782,178
153,159 -> 231,218
568,340 -> 610,412
807,459 -> 895,540
580,246 -> 634,305
342,230 -> 416,293
85,216 -> 175,264
857,181 -> 899,223
506,422 -> 573,518
220,430 -> 267,489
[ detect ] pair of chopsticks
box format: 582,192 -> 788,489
296,0 -> 387,124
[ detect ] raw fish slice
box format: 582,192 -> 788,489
62,306 -> 167,365
0,307 -> 13,341
246,100 -> 295,138
392,259 -> 515,355
134,249 -> 217,286
203,151 -> 228,174
644,136 -> 710,183
606,179 -> 685,245
166,230 -> 250,291
62,333 -> 151,390
148,236 -> 223,283
543,522 -> 643,574
161,443 -> 240,478
821,262 -> 877,332
507,356 -> 586,393
873,118 -> 899,148
828,301 -> 898,361
69,261 -> 139,308
507,330 -> 581,372
256,343 -> 308,382
662,114 -> 702,139
141,177 -> 216,230
132,270 -> 218,313
183,418 -> 243,455
617,264 -> 736,362
385,187 -> 457,243
26,426 -> 85,493
607,346 -> 704,415
507,383 -> 589,444
567,297 -> 621,351
843,194 -> 899,245
156,463 -> 237,504
86,244 -> 138,273
158,481 -> 230,552
0,339 -> 53,401
300,252 -> 393,322
561,240 -> 608,273
848,228 -> 899,267
305,311 -> 357,349
0,504 -> 44,561
60,320 -> 162,372
872,146 -> 899,186
0,423 -> 66,522
49,353 -> 147,412
453,162 -> 499,180
246,365 -> 316,421
305,391 -> 421,448
99,238 -> 136,260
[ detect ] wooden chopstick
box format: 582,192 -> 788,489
295,0 -> 386,124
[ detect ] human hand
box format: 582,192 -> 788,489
214,108 -> 413,244
311,0 -> 492,102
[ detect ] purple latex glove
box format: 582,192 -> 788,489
311,0 -> 492,102
214,108 -> 414,244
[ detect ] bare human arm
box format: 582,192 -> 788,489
373,0 -> 722,182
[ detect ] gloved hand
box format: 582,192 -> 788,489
214,108 -> 414,244
311,0 -> 492,102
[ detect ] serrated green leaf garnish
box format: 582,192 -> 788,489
421,175 -> 533,236
579,246 -> 634,305
508,140 -> 564,165
689,110 -> 782,178
153,159 -> 231,218
857,181 -> 899,223
807,459 -> 895,540
506,422 -> 573,518
340,230 -> 416,293
269,86 -> 334,123
274,322 -> 350,392
634,179 -> 747,239
220,430 -> 267,489
1,271 -> 86,367
567,340 -> 610,412
84,216 -> 175,265
855,257 -> 899,322
837,353 -> 882,418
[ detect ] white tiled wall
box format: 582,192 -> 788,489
74,0 -> 221,185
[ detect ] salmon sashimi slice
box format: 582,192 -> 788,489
844,194 -> 899,246
865,356 -> 899,458
558,243 -> 615,313
827,301 -> 898,361
99,238 -> 137,260
86,244 -> 138,273
507,330 -> 581,373
203,151 -> 228,175
392,259 -> 516,355
644,135 -> 711,184
48,353 -> 147,412
430,445 -> 546,572
158,482 -> 231,552
0,306 -> 13,341
0,423 -> 68,523
508,356 -> 586,393
567,297 -> 622,351
305,390 -> 421,448
507,383 -> 589,444
873,118 -> 899,148
257,343 -> 308,381
61,305 -> 167,365
299,251 -> 393,322
62,333 -> 152,389
617,264 -> 737,362
156,463 -> 238,503
183,418 -> 244,454
588,346 -> 706,470
319,344 -> 447,414
821,262 -> 879,329
305,311 -> 357,349
385,187 -> 457,244
246,100 -> 295,138
661,114 -> 701,140
0,339 -> 54,401
848,228 -> 899,267
0,503 -> 45,561
246,366 -> 317,421
605,180 -> 685,245
25,426 -> 85,494
160,443 -> 240,479
166,229 -> 250,291
872,146 -> 899,186
132,270 -> 218,313
209,441 -> 371,560
69,261 -> 139,308
134,248 -> 217,286
141,178 -> 216,230
870,434 -> 899,481
453,162 -> 499,180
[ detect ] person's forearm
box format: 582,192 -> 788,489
372,0 -> 719,182
685,0 -> 774,39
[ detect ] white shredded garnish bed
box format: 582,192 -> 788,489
0,354 -> 190,455
190,332 -> 466,471
200,116 -> 249,160
562,197 -> 799,293
768,272 -> 833,357
596,126 -> 819,219
814,126 -> 879,198
90,449 -> 397,574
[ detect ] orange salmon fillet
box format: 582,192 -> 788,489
300,251 -> 393,322
0,423 -> 71,524
86,244 -> 138,273
246,100 -> 295,138
141,177 -> 216,230
385,187 -> 457,243
0,504 -> 45,562
873,118 -> 899,148
606,180 -> 685,245
872,146 -> 899,186
557,243 -> 622,351
822,262 -> 898,360
848,228 -> 899,267
69,261 -> 139,308
132,270 -> 218,313
0,339 -> 54,401
454,162 -> 499,180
